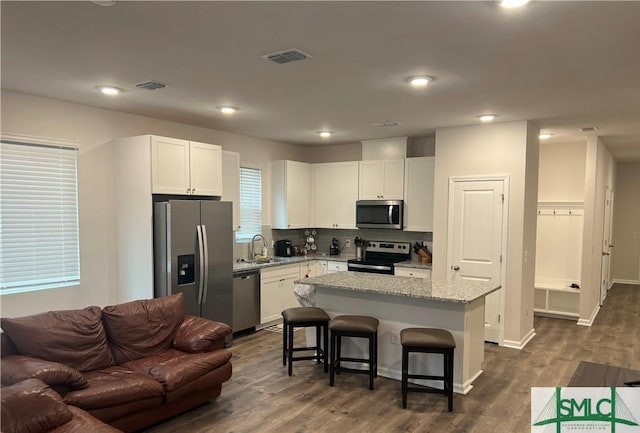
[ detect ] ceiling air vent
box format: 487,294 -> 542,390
261,48 -> 311,64
579,126 -> 599,132
372,121 -> 401,127
135,80 -> 169,90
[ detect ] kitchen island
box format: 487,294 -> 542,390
294,272 -> 500,394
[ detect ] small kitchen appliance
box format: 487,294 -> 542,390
329,238 -> 341,256
356,200 -> 403,230
275,239 -> 293,257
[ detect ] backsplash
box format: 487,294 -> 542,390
271,228 -> 432,259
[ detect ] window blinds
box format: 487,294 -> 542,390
0,141 -> 80,293
236,167 -> 262,242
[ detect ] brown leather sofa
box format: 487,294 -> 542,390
1,378 -> 122,433
0,293 -> 233,432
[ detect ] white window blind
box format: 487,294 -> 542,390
236,167 -> 262,242
0,140 -> 80,294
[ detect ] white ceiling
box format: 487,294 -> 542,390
2,1 -> 639,160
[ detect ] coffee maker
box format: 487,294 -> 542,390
329,238 -> 340,256
275,239 -> 293,257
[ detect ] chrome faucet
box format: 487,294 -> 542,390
249,234 -> 267,261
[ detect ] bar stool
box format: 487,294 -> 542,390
281,307 -> 330,376
329,315 -> 379,390
401,327 -> 456,411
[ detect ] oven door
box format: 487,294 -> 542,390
347,262 -> 394,275
356,200 -> 403,230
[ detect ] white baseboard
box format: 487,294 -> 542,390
503,328 -> 536,350
612,279 -> 640,285
577,304 -> 600,326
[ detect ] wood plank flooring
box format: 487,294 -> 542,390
144,284 -> 640,433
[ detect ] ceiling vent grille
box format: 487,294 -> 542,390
261,48 -> 311,64
372,121 -> 401,127
135,80 -> 169,90
579,126 -> 599,132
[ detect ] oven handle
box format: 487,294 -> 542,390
348,263 -> 392,272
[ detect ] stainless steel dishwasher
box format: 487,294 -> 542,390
232,270 -> 260,334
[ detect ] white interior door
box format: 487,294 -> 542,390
448,179 -> 505,343
600,187 -> 613,305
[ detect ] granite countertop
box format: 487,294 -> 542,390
233,254 -> 354,273
394,260 -> 432,270
294,271 -> 499,303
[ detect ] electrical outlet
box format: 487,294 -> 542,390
391,331 -> 400,345
345,240 -> 351,248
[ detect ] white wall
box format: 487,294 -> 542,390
432,121 -> 539,346
579,137 -> 616,324
538,141 -> 587,202
611,162 -> 640,283
0,90 -> 304,317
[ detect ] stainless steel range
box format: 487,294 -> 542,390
347,241 -> 411,275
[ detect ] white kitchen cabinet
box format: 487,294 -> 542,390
394,267 -> 431,279
403,157 -> 435,232
299,261 -> 318,279
222,151 -> 241,231
260,263 -> 300,324
316,260 -> 328,275
272,160 -> 311,229
312,162 -> 358,229
327,261 -> 347,273
151,136 -> 222,196
358,160 -> 404,200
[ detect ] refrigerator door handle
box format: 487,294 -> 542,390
201,224 -> 210,304
196,225 -> 205,305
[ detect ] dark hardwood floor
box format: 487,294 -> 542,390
144,284 -> 640,433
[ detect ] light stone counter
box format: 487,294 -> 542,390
295,271 -> 498,303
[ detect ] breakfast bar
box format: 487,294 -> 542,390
295,272 -> 500,394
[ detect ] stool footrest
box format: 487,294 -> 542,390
290,346 -> 323,353
292,355 -> 327,362
407,373 -> 445,381
335,366 -> 371,375
339,356 -> 371,364
406,385 -> 447,395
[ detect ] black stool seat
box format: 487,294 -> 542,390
282,307 -> 330,377
330,315 -> 379,333
401,327 -> 455,411
329,315 -> 379,390
283,307 -> 330,323
401,328 -> 456,348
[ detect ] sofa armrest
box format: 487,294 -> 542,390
0,378 -> 73,433
173,315 -> 232,353
1,355 -> 88,390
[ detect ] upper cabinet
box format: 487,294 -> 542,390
403,157 -> 435,232
312,161 -> 359,229
272,160 -> 311,229
222,151 -> 241,231
358,160 -> 405,200
151,136 -> 221,196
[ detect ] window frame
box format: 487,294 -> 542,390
0,134 -> 81,295
235,165 -> 263,244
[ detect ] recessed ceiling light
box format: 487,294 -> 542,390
407,76 -> 433,87
539,133 -> 553,140
217,106 -> 238,115
496,0 -> 530,8
478,114 -> 497,122
98,86 -> 121,96
91,0 -> 117,6
318,131 -> 333,138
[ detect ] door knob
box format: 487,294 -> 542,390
602,252 -> 610,256
452,265 -> 460,271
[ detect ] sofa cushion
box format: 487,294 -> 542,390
0,378 -> 73,433
63,366 -> 165,410
102,293 -> 185,364
122,349 -> 232,392
1,307 -> 115,372
1,355 -> 88,389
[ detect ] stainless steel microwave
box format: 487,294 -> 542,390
356,200 -> 403,230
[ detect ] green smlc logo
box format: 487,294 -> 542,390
533,387 -> 639,432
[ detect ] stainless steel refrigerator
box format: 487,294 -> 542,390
154,200 -> 233,327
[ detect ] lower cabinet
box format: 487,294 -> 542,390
327,261 -> 347,273
394,268 -> 431,279
260,263 -> 300,324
